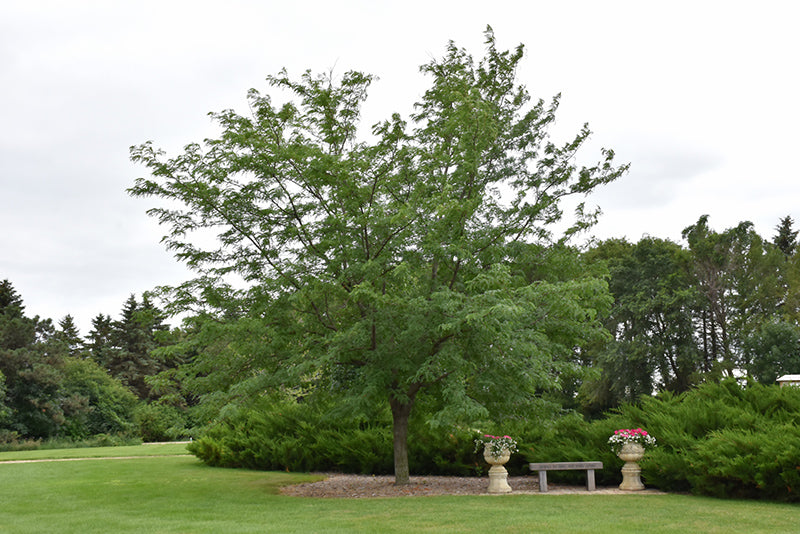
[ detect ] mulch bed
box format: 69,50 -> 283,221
280,473 -> 666,498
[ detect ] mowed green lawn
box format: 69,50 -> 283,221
0,446 -> 797,533
0,442 -> 191,461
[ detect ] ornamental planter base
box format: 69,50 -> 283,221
619,462 -> 645,491
487,465 -> 512,494
617,442 -> 645,491
484,445 -> 512,494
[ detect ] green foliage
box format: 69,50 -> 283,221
60,358 -> 137,439
55,315 -> 83,357
1,307 -> 74,438
682,216 -> 786,375
743,321 -> 800,384
133,402 -> 189,442
0,281 -> 193,444
0,430 -> 40,452
687,425 -> 800,500
535,380 -> 800,501
189,397 -> 392,473
0,433 -> 142,453
145,314 -> 280,425
582,216 -> 800,416
0,371 -> 8,425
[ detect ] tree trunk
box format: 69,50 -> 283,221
389,396 -> 414,485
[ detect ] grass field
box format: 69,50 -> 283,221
0,442 -> 191,461
0,445 -> 797,533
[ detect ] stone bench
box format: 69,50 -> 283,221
528,461 -> 603,493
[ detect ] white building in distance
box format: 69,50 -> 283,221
776,375 -> 800,387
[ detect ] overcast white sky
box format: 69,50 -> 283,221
2,1 -> 799,333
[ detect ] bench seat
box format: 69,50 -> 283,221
528,461 -> 603,493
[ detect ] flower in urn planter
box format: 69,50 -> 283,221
474,434 -> 518,458
607,428 -> 656,454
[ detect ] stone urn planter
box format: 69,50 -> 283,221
617,442 -> 645,491
483,444 -> 512,494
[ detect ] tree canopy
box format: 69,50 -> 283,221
129,28 -> 627,483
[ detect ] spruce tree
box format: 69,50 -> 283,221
773,215 -> 798,256
56,315 -> 83,357
0,280 -> 24,315
100,295 -> 171,399
86,314 -> 114,367
0,280 -> 34,351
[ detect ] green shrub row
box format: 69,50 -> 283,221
527,380 -> 800,501
188,397 -> 513,476
634,381 -> 800,501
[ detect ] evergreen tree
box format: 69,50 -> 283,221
1,281 -> 34,353
56,315 -> 82,357
98,295 -> 171,400
773,215 -> 798,256
0,280 -> 24,313
86,313 -> 114,367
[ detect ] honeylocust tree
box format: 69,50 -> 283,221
129,29 -> 626,484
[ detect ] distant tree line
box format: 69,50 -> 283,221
579,214 -> 800,417
0,281 -> 190,445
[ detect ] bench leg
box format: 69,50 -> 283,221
587,469 -> 596,491
538,470 -> 548,493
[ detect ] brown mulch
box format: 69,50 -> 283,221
279,473 -> 666,498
